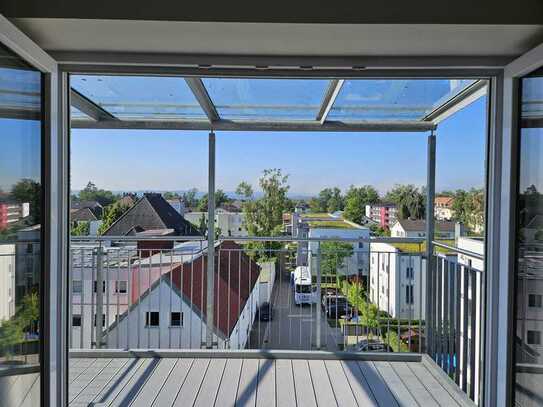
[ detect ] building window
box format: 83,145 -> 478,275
145,311 -> 160,327
170,312 -> 183,327
93,314 -> 105,327
73,280 -> 83,294
529,294 -> 542,308
527,330 -> 541,345
405,285 -> 414,304
115,280 -> 128,294
26,243 -> 33,254
406,267 -> 414,280
358,242 -> 364,249
72,315 -> 82,327
93,281 -> 106,293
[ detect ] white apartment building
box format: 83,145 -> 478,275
184,210 -> 247,237
369,242 -> 428,320
390,219 -> 456,239
307,220 -> 370,277
0,244 -> 16,324
434,196 -> 455,221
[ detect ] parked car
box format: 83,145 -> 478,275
321,294 -> 348,311
257,302 -> 274,321
356,341 -> 393,353
326,302 -> 352,319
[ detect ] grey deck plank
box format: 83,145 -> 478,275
256,359 -> 275,407
408,363 -> 461,407
421,358 -> 476,407
214,358 -> 242,407
357,361 -> 399,407
308,360 -> 337,407
341,361 -> 378,407
92,358 -> 145,406
152,358 -> 194,407
275,359 -> 296,407
71,359 -> 130,406
19,375 -> 40,407
4,373 -> 40,407
390,362 -> 440,407
88,358 -> 143,406
129,358 -> 177,407
324,360 -> 358,407
236,358 -> 259,407
172,358 -> 210,406
292,359 -> 317,407
373,361 -> 419,407
70,359 -> 113,403
193,358 -> 227,407
70,358 -> 99,384
109,358 -> 159,407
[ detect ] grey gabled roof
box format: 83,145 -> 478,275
102,193 -> 201,236
396,219 -> 456,232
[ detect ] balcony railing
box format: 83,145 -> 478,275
65,234 -> 484,404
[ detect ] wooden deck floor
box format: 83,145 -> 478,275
68,354 -> 475,407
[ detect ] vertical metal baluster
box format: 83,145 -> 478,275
397,253 -> 401,352
418,245 -> 423,354
127,252 -> 132,350
68,248 -> 73,349
227,250 -> 231,349
469,263 -> 476,401
436,256 -> 443,368
169,248 -> 173,349
158,250 -> 163,349
454,261 -> 461,385
116,249 -> 121,349
238,250 -> 241,349
189,249 -> 194,349
147,248 -> 152,348
95,246 -> 103,349
137,248 -> 141,349
461,264 -> 469,392
104,250 -> 110,347
80,249 -> 85,349
443,257 -> 450,373
179,260 -> 184,350
299,247 -> 303,350
217,248 -> 221,348
387,252 -> 391,351
407,254 -> 412,352
448,260 -> 455,380
376,251 -> 380,351
201,242 -> 205,347
249,251 -> 253,350
477,267 -> 485,406
316,242 -> 321,350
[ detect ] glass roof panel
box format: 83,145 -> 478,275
202,78 -> 329,121
70,106 -> 92,120
521,76 -> 543,119
70,75 -> 207,120
0,66 -> 41,117
328,79 -> 476,121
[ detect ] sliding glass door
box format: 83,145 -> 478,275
0,43 -> 43,406
514,68 -> 543,407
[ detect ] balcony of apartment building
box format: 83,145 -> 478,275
0,6 -> 542,407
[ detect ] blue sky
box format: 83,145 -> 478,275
70,95 -> 487,196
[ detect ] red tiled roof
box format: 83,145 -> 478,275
130,240 -> 260,338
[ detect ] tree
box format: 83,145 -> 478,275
321,241 -> 354,276
343,185 -> 379,224
71,221 -> 90,236
11,179 -> 41,224
98,202 -> 130,234
385,184 -> 425,220
361,302 -> 380,340
181,188 -> 199,208
78,181 -> 117,206
236,182 -> 253,199
309,188 -> 344,213
197,189 -> 230,211
162,191 -> 179,200
452,188 -> 484,232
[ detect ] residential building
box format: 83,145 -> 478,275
71,200 -> 103,218
105,241 -> 260,349
15,225 -> 41,307
390,219 -> 456,239
184,209 -> 247,237
0,244 -> 16,324
435,196 -> 455,220
102,193 -> 200,236
369,242 -> 429,320
306,217 -> 370,277
365,203 -> 398,229
0,201 -> 30,230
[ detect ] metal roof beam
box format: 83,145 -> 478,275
70,88 -> 118,121
71,118 -> 436,132
316,79 -> 344,124
423,79 -> 488,124
184,77 -> 220,122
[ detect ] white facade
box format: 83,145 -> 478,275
390,221 -> 455,239
184,211 -> 247,237
435,206 -> 453,221
308,225 -> 370,277
0,244 -> 16,324
369,242 -> 427,320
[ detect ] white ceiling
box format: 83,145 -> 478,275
12,18 -> 543,59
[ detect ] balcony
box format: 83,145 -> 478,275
57,234 -> 484,406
